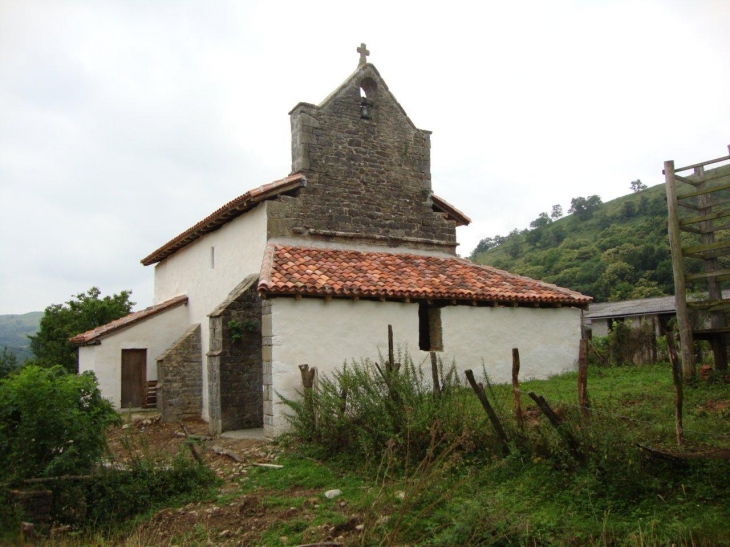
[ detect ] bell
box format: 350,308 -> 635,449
360,98 -> 372,120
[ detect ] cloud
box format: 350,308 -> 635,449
0,0 -> 728,313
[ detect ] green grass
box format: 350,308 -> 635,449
263,363 -> 730,546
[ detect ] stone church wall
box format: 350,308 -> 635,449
267,65 -> 457,252
208,276 -> 263,433
156,324 -> 202,422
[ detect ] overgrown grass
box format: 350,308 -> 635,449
278,358 -> 730,546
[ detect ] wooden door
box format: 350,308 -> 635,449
121,349 -> 147,408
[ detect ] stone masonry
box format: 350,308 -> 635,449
208,275 -> 263,433
267,63 -> 458,252
156,324 -> 202,422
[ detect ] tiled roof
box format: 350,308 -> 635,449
258,244 -> 591,306
141,174 -> 306,266
431,194 -> 471,226
587,296 -> 677,320
587,290 -> 730,320
69,295 -> 188,345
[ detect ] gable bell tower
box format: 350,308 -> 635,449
267,45 -> 461,253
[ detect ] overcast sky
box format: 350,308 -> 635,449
1,0 -> 728,315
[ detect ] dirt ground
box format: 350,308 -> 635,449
106,413 -> 361,546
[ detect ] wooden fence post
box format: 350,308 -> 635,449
578,339 -> 590,420
527,391 -> 583,462
299,364 -> 317,427
430,352 -> 441,397
387,324 -> 395,373
665,334 -> 684,446
465,369 -> 510,455
512,348 -> 523,430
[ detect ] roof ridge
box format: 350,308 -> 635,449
70,295 -> 188,345
141,174 -> 305,266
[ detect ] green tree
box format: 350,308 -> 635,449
529,212 -> 552,229
505,229 -> 522,258
568,195 -> 603,220
0,365 -> 119,481
630,179 -> 647,193
29,288 -> 134,373
551,204 -> 563,220
0,347 -> 19,379
621,200 -> 637,219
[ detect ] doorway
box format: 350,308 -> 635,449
121,349 -> 147,408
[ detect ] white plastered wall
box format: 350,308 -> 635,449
268,297 -> 582,434
78,302 -> 190,408
152,202 -> 268,420
439,305 -> 582,383
591,319 -> 610,337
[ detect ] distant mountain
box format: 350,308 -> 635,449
0,311 -> 43,362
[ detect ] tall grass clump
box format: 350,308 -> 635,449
282,348 -> 496,465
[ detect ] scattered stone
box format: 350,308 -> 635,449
325,489 -> 342,499
396,490 -> 406,500
356,524 -> 364,532
219,529 -> 231,537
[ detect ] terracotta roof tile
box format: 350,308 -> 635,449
69,295 -> 188,345
258,244 -> 591,306
141,174 -> 306,266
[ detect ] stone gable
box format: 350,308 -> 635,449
267,64 -> 457,252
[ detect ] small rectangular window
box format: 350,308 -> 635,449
419,303 -> 443,351
210,246 -> 215,269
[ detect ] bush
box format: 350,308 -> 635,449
590,320 -> 660,366
281,349 -> 495,465
0,365 -> 119,482
50,451 -> 216,528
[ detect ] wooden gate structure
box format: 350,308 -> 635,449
664,146 -> 730,377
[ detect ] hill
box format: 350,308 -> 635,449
0,311 -> 42,362
471,183 -> 673,303
472,164 -> 730,302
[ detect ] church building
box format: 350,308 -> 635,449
71,46 -> 590,436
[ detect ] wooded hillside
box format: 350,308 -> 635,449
473,164 -> 730,302
0,312 -> 42,361
471,184 -> 674,303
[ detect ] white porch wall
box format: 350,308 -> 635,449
77,303 -> 190,408
152,202 -> 268,420
591,319 -> 610,337
440,305 -> 582,383
268,298 -> 581,434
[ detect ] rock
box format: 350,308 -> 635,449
396,490 -> 406,500
356,524 -> 364,531
324,489 -> 342,499
219,530 -> 230,538
121,424 -> 130,430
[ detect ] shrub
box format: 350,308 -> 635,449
590,320 -> 660,366
50,450 -> 216,528
0,365 -> 119,482
281,349 -> 495,465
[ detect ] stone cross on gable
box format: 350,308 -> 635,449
357,43 -> 370,67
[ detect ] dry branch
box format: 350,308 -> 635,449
666,334 -> 684,446
179,423 -> 203,464
527,391 -> 582,462
209,445 -> 245,463
512,348 -> 523,430
465,369 -> 510,455
578,339 -> 590,420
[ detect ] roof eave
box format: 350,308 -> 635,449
140,175 -> 306,266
